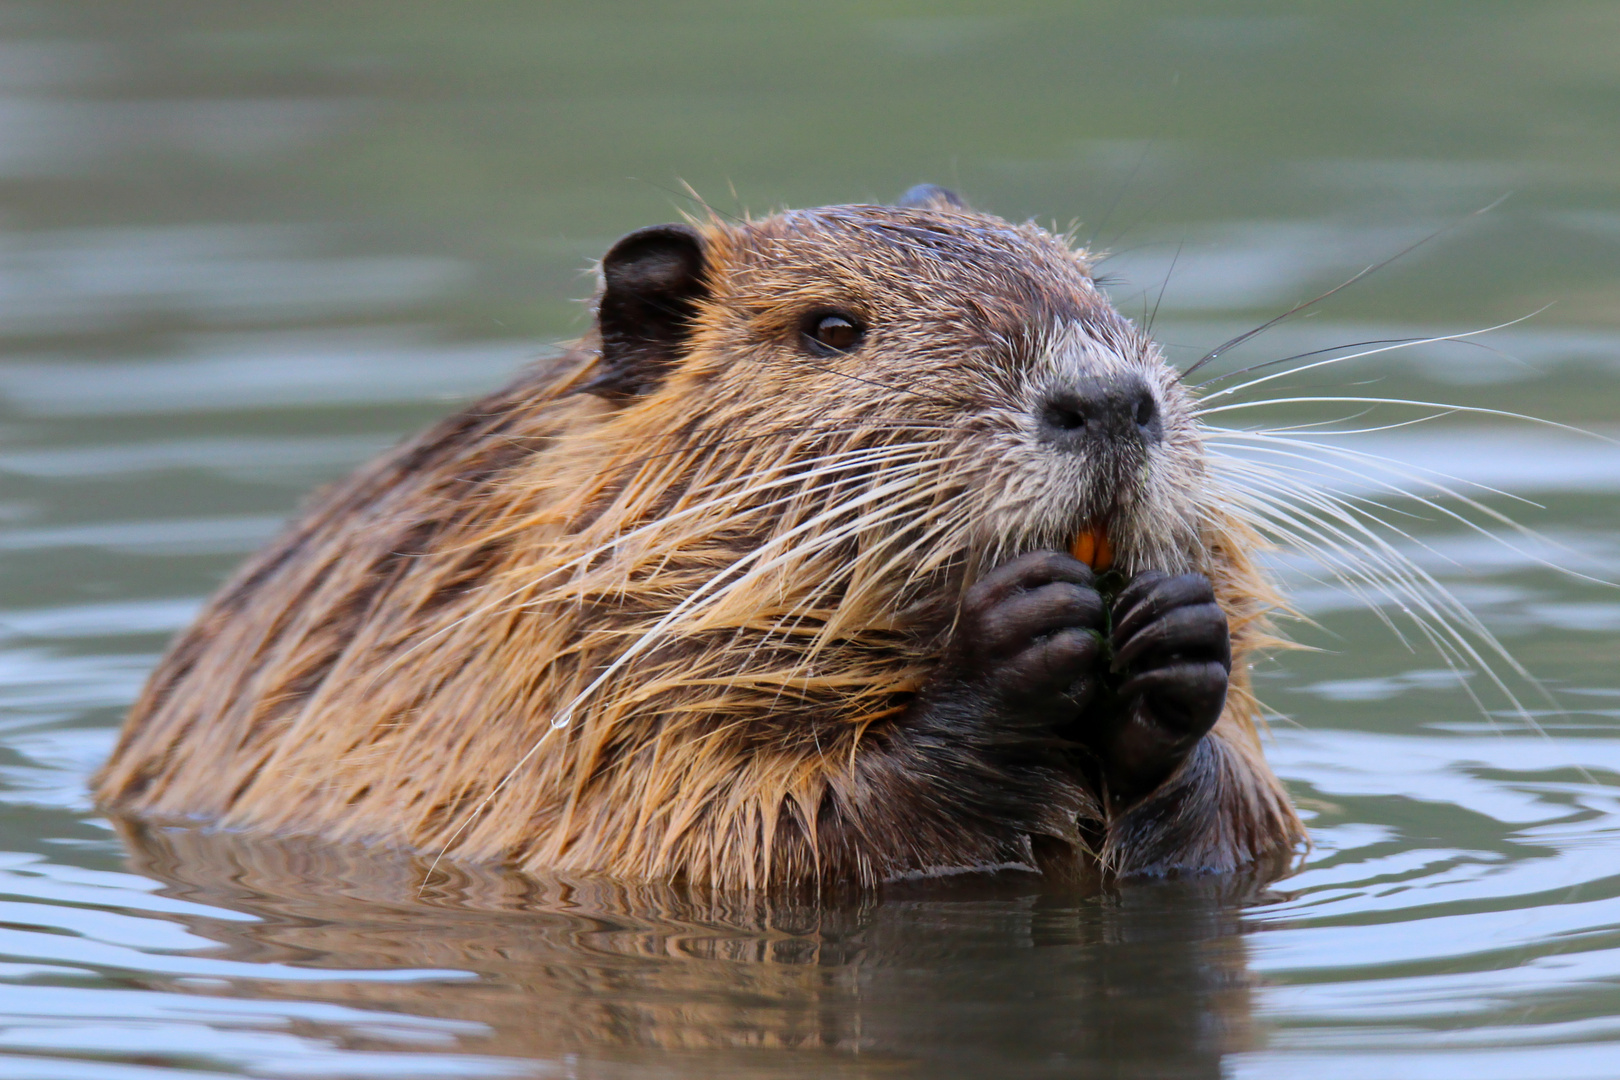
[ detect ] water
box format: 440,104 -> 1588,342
1,3 -> 1618,1076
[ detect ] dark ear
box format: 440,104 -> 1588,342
896,184 -> 968,212
583,223 -> 709,398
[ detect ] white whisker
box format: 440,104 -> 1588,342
1195,311 -> 1548,405
1205,453 -> 1561,741
423,454 -> 963,879
1199,396 -> 1619,448
1206,430 -> 1616,587
377,441 -> 941,695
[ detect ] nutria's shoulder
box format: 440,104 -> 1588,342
96,189 -> 1302,891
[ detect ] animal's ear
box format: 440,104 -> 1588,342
583,223 -> 709,398
896,184 -> 968,212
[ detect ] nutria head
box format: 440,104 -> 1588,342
97,188 -> 1298,891
583,189 -> 1208,590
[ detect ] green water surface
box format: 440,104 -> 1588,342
0,3 -> 1618,1077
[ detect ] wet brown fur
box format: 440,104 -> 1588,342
95,201 -> 1304,890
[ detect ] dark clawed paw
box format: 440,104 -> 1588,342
1108,573 -> 1231,761
953,551 -> 1107,723
918,557 -> 1234,806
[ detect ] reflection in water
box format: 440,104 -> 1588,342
121,822 -> 1290,1076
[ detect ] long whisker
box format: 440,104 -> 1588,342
1195,310 -> 1549,405
737,470 -> 973,693
1206,453 -> 1564,736
1190,335 -> 1523,391
1205,430 -> 1617,586
422,456 -> 958,881
1211,448 -> 1593,747
587,418 -> 955,475
1238,411 -> 1461,437
1205,429 -> 1537,511
1213,470 -> 1528,709
381,441 -> 941,700
454,418 -> 959,562
1197,395 -> 1618,447
1180,197 -> 1508,382
1144,240 -> 1184,337
1209,467 -> 1424,648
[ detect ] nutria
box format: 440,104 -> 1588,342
95,186 -> 1305,890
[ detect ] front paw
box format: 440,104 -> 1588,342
946,551 -> 1108,729
1103,570 -> 1231,798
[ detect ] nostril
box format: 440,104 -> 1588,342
1134,391 -> 1156,428
1042,402 -> 1086,432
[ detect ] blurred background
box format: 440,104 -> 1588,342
0,2 -> 1618,1078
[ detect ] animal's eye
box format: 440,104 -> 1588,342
804,312 -> 865,353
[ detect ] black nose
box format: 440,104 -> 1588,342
1036,372 -> 1162,451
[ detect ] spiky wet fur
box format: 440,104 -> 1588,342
95,203 -> 1304,890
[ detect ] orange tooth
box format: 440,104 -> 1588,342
1071,531 -> 1096,567
1070,529 -> 1114,571
1094,533 -> 1114,571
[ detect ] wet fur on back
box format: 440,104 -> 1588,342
96,201 -> 1303,889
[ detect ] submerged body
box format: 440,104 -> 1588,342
96,189 -> 1303,889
